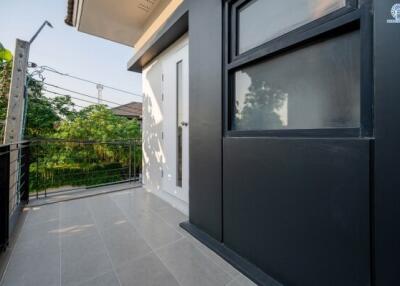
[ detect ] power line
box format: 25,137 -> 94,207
44,89 -> 106,106
43,82 -> 129,107
38,65 -> 143,98
42,88 -> 141,115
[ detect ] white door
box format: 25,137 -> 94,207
162,42 -> 189,203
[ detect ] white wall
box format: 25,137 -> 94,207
142,34 -> 189,215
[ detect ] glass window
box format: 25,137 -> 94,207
238,0 -> 347,54
232,30 -> 360,131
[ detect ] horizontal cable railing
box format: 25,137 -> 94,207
30,138 -> 142,199
0,141 -> 30,250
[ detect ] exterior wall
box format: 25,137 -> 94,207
374,0 -> 400,285
187,0 -> 223,242
138,0 -> 400,285
142,35 -> 189,216
186,0 -> 372,285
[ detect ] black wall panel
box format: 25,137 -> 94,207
374,1 -> 400,285
188,0 -> 223,241
223,138 -> 371,286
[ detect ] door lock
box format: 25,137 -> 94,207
180,121 -> 189,127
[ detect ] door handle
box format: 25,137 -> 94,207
180,121 -> 189,127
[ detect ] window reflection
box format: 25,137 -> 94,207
238,0 -> 346,54
235,71 -> 288,130
233,30 -> 360,131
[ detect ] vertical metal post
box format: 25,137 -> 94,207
128,140 -> 132,183
0,145 -> 10,250
133,140 -> 136,182
21,142 -> 30,203
44,140 -> 47,198
35,142 -> 39,200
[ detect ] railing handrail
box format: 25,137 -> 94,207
27,138 -> 142,144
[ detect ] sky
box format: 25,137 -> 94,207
0,0 -> 143,108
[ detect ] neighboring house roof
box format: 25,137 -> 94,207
65,0 -> 74,26
112,102 -> 142,120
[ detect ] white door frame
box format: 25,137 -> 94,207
162,39 -> 189,204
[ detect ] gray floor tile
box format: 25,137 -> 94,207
226,274 -> 258,286
61,231 -> 105,262
77,271 -> 120,286
156,238 -> 233,286
61,247 -> 113,286
155,206 -> 189,237
131,210 -> 183,249
155,206 -> 187,227
116,252 -> 179,286
100,222 -> 152,267
16,219 -> 60,251
1,188 -> 249,286
2,242 -> 60,286
187,236 -> 241,278
59,213 -> 97,239
60,199 -> 90,219
24,203 -> 60,226
96,213 -> 128,231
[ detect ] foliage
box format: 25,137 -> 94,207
0,42 -> 13,139
1,41 -> 142,192
55,105 -> 141,141
25,79 -> 76,137
0,43 -> 12,62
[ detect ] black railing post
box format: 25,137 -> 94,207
133,140 -> 136,182
129,140 -> 132,182
0,145 -> 10,251
36,142 -> 39,200
21,142 -> 30,203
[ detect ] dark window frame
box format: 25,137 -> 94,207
223,0 -> 373,138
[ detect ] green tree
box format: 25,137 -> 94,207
56,105 -> 140,141
25,79 -> 76,137
0,42 -> 13,138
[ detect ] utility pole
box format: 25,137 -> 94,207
3,39 -> 30,213
96,84 -> 104,104
3,21 -> 52,213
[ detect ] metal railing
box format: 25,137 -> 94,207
0,122 -> 4,143
0,141 -> 30,250
29,138 -> 142,199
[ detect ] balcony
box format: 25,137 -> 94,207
0,185 -> 255,286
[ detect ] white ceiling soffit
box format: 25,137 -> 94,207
75,0 -> 169,47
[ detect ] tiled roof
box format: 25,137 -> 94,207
112,102 -> 142,120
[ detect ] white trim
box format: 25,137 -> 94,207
73,0 -> 84,29
143,33 -> 189,71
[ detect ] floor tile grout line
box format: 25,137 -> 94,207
112,189 -> 235,285
110,191 -> 184,286
0,205 -> 34,285
111,190 -> 234,285
86,198 -> 124,286
143,193 -> 238,281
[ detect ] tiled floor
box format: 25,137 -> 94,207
1,187 -> 256,286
